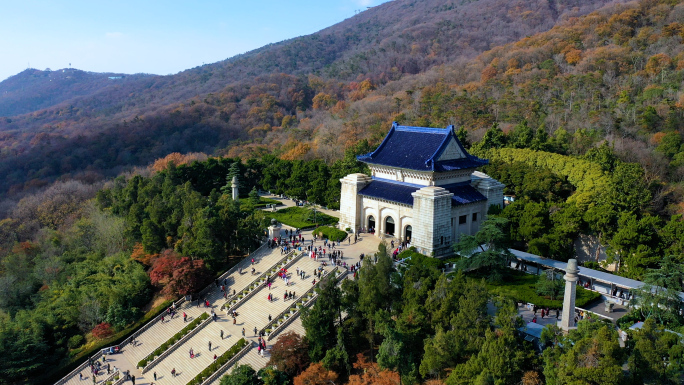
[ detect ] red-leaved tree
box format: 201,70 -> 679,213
91,323 -> 114,340
267,331 -> 310,377
148,250 -> 212,297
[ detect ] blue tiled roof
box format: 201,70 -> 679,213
358,179 -> 487,207
357,122 -> 488,171
443,182 -> 488,206
358,180 -> 417,206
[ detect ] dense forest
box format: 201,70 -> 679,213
0,0 -> 625,201
220,240 -> 684,385
1,0 -> 684,383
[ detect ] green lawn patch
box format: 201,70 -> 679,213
313,226 -> 347,242
470,270 -> 600,309
253,197 -> 281,208
266,206 -> 338,229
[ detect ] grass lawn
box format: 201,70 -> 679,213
313,226 -> 348,242
467,270 -> 600,309
255,197 -> 281,208
266,206 -> 338,229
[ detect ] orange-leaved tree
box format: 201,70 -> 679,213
293,363 -> 338,385
347,353 -> 400,385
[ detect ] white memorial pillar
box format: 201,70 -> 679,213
560,259 -> 579,332
232,176 -> 239,201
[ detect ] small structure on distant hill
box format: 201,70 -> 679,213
339,122 -> 504,256
232,176 -> 239,201
560,259 -> 579,332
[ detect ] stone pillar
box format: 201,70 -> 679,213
338,173 -> 372,232
411,186 -> 453,256
560,259 -> 579,332
268,219 -> 281,239
231,176 -> 239,201
471,171 -> 505,213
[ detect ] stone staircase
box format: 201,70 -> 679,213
146,255 -> 324,385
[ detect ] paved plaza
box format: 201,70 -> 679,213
61,199 -> 381,385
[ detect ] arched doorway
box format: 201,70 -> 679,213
385,216 -> 395,236
368,215 -> 375,233
405,225 -> 412,243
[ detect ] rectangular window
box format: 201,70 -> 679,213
459,215 -> 467,225
472,213 -> 478,222
451,218 -> 454,227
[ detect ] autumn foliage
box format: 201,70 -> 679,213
148,250 -> 212,296
151,152 -> 209,173
131,242 -> 157,266
347,354 -> 400,385
91,323 -> 114,340
293,363 -> 338,385
267,331 -> 310,377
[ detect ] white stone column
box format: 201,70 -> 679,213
411,186 -> 453,257
231,176 -> 239,201
338,174 -> 372,232
560,259 -> 579,332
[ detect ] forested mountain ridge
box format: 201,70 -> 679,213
0,0 -> 624,200
0,68 -> 152,117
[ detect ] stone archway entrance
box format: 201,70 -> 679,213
405,225 -> 412,242
368,215 -> 375,232
385,216 -> 395,236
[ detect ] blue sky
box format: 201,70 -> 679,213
0,0 -> 391,81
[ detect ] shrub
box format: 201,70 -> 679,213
265,206 -> 338,228
92,323 -> 114,340
312,226 -> 348,242
186,338 -> 248,385
67,335 -> 84,349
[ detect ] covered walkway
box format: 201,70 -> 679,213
508,249 -> 684,306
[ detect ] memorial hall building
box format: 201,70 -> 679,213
339,123 -> 505,256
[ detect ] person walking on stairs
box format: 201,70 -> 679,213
208,341 -> 212,351
154,372 -> 157,381
221,329 -> 224,339
254,326 -> 258,336
242,327 -> 245,336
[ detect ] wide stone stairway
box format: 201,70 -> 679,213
59,222 -> 379,385
149,253 -> 325,385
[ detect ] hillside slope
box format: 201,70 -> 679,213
0,68 -> 151,117
0,0 -> 625,199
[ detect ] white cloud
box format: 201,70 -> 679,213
105,32 -> 123,38
352,0 -> 375,6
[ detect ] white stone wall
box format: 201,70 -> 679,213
360,198 -> 413,241
450,202 -> 488,242
471,171 -> 505,209
339,174 -> 371,232
411,186 -> 454,256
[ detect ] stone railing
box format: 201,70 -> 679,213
221,250 -> 300,312
264,267 -> 347,341
198,340 -> 255,385
54,243 -> 268,385
199,242 -> 269,300
141,312 -> 212,373
98,369 -> 120,385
